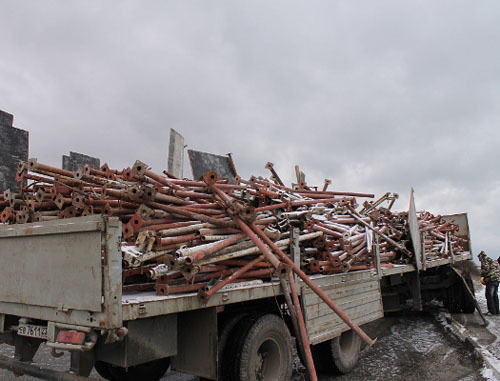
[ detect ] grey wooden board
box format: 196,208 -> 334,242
308,310 -> 382,345
0,219 -> 103,312
303,277 -> 383,345
408,188 -> 423,270
167,129 -> 184,178
188,149 -> 235,183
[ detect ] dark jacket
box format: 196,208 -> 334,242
479,254 -> 500,283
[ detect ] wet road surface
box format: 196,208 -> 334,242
0,311 -> 488,381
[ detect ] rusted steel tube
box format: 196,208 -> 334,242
88,199 -> 138,208
233,219 -> 281,268
162,169 -> 179,179
179,206 -> 226,215
198,227 -> 241,236
297,190 -> 374,198
153,191 -> 194,206
218,259 -> 272,268
157,223 -> 209,237
172,190 -> 213,200
255,198 -> 344,212
183,233 -> 247,264
346,207 -> 413,257
288,271 -> 318,381
156,283 -> 206,296
197,254 -> 265,302
28,159 -> 75,178
157,233 -> 198,247
279,276 -> 306,371
146,201 -> 235,228
312,224 -> 344,239
250,178 -> 375,199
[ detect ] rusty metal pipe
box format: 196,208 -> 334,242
288,271 -> 318,381
182,233 -> 247,264
146,201 -> 235,228
197,254 -> 265,302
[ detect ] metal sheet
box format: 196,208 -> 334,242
0,215 -> 103,238
441,213 -> 472,252
0,216 -> 123,329
408,188 -> 423,271
167,129 -> 184,178
188,149 -> 236,183
0,229 -> 102,311
96,314 -> 177,367
101,217 -> 123,328
171,307 -> 217,379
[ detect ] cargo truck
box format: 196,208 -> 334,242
0,204 -> 476,380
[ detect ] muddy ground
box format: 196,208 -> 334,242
0,310 -> 488,381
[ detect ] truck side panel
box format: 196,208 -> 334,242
0,229 -> 102,311
303,272 -> 384,345
0,216 -> 123,329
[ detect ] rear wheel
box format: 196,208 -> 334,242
312,330 -> 361,374
221,314 -> 261,380
217,313 -> 249,381
238,314 -> 293,381
107,358 -> 170,381
446,281 -> 463,313
461,276 -> 476,313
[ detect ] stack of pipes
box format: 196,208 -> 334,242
0,159 -> 467,297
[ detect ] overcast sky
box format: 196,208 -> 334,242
1,1 -> 499,259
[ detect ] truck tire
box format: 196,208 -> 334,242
217,313 -> 249,381
446,282 -> 463,313
107,357 -> 170,381
461,276 -> 476,313
311,330 -> 361,374
238,314 -> 293,381
221,314 -> 260,381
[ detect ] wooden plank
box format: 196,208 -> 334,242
304,279 -> 379,307
305,287 -> 379,319
309,309 -> 383,345
307,301 -> 382,337
307,293 -> 380,321
306,291 -> 381,320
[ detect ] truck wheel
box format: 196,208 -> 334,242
107,358 -> 170,381
221,314 -> 261,381
461,276 -> 476,313
446,282 -> 463,313
238,314 -> 293,381
311,330 -> 361,374
217,313 -> 248,381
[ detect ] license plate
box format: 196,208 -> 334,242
17,324 -> 48,339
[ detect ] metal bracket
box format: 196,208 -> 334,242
373,234 -> 382,279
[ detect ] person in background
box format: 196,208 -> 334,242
478,251 -> 500,315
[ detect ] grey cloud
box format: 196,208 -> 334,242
1,0 -> 500,256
